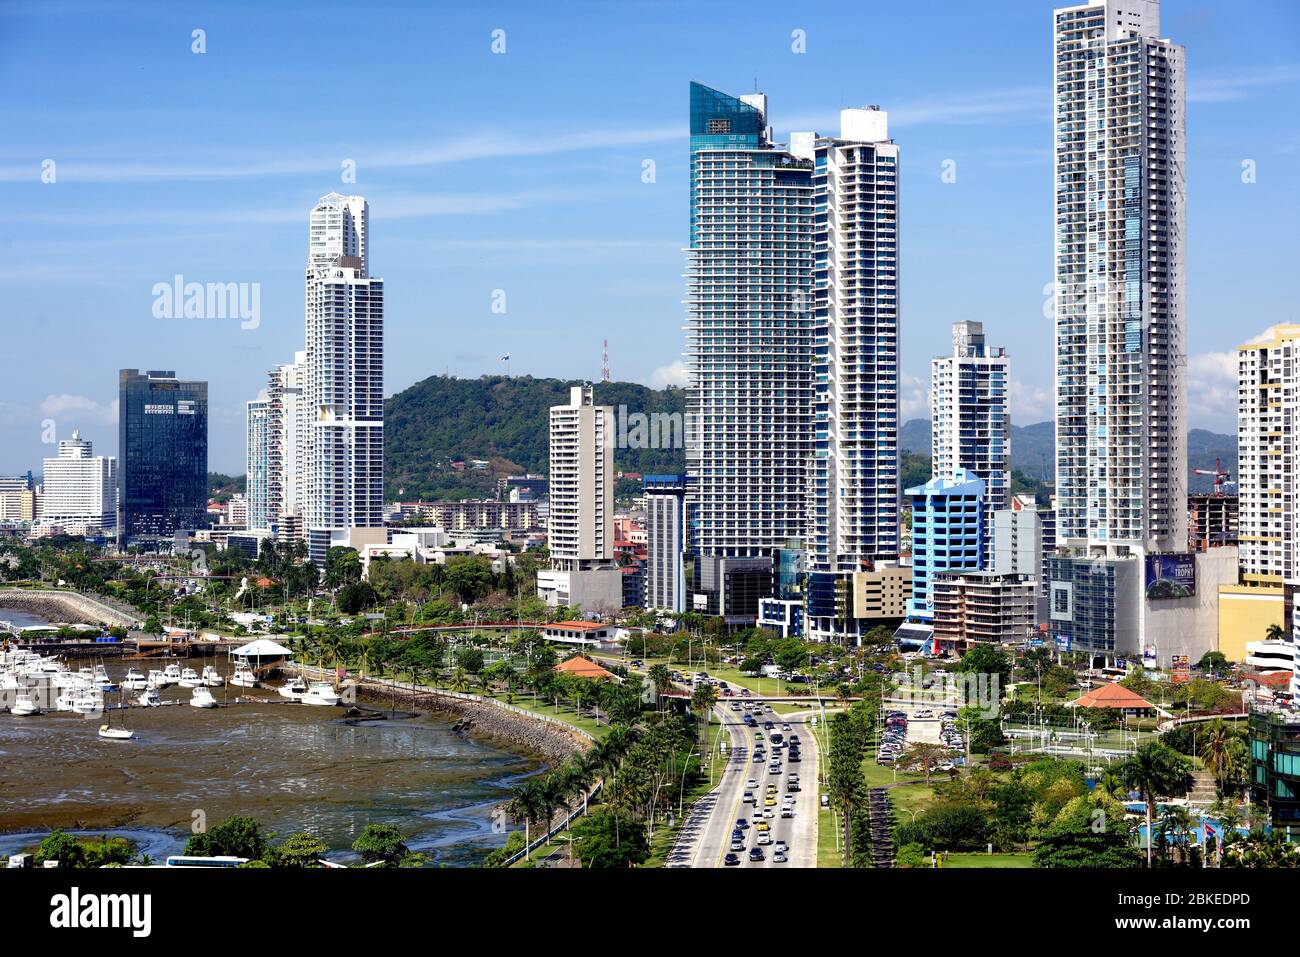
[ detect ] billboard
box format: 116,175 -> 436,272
1171,654 -> 1191,685
1144,553 -> 1196,600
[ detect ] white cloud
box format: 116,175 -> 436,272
1187,351 -> 1239,433
38,394 -> 118,425
648,360 -> 688,388
1009,380 -> 1053,424
900,372 -> 929,420
0,126 -> 685,184
1189,65 -> 1300,104
785,86 -> 1046,133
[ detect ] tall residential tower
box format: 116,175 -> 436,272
932,321 -> 1010,518
303,194 -> 384,564
1053,0 -> 1187,556
685,82 -> 814,622
801,107 -> 902,640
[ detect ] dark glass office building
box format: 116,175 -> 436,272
118,369 -> 208,540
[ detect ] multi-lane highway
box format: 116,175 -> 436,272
670,699 -> 821,868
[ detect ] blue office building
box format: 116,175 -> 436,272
906,468 -> 985,620
118,369 -> 208,540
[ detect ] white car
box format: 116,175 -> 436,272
747,779 -> 758,790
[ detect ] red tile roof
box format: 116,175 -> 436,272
554,656 -> 616,680
1072,683 -> 1156,711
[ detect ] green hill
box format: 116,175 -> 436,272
384,375 -> 687,500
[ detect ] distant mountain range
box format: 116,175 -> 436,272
901,419 -> 1238,493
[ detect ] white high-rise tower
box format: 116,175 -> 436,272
1053,0 -> 1187,556
303,193 -> 384,564
932,321 -> 1010,518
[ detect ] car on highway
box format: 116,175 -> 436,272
782,723 -> 792,731
747,778 -> 758,789
760,807 -> 774,820
780,807 -> 793,818
743,791 -> 755,805
788,752 -> 801,763
754,820 -> 769,833
730,837 -> 745,852
756,831 -> 772,845
748,847 -> 765,862
736,818 -> 749,830
764,796 -> 775,807
763,720 -> 774,730
752,753 -> 764,763
773,849 -> 788,863
725,853 -> 741,866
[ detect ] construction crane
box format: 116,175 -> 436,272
1191,457 -> 1232,494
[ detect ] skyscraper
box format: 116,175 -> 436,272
245,398 -> 270,532
685,82 -> 814,621
644,474 -> 689,613
303,194 -> 384,564
118,369 -> 208,540
801,108 -> 902,641
266,352 -> 306,537
537,385 -> 621,614
1053,0 -> 1187,556
932,321 -> 1010,518
40,431 -> 117,534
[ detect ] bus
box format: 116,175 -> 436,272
165,855 -> 248,868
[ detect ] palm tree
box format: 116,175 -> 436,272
647,664 -> 673,713
448,667 -> 469,693
506,780 -> 544,861
690,683 -> 719,749
1199,719 -> 1234,795
1118,741 -> 1195,868
1266,623 -> 1286,643
1159,804 -> 1196,866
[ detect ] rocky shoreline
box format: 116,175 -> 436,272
289,665 -> 593,767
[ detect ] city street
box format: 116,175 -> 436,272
673,701 -> 821,868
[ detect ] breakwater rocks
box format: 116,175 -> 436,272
0,589 -> 140,629
290,665 -> 592,766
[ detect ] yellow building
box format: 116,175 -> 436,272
1218,584 -> 1284,663
852,564 -> 911,620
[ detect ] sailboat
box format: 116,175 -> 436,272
98,690 -> 134,739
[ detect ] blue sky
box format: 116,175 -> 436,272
1,0 -> 1297,474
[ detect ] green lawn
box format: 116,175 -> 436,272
942,852 -> 1034,869
818,805 -> 843,868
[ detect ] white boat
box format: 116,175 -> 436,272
161,664 -> 182,686
277,677 -> 309,701
93,664 -> 117,693
146,669 -> 168,689
301,682 -> 341,706
178,667 -> 202,688
121,669 -> 148,691
137,688 -> 162,707
189,686 -> 218,709
201,665 -> 224,688
230,668 -> 259,689
55,689 -> 82,712
98,724 -> 134,740
10,694 -> 41,716
72,693 -> 104,715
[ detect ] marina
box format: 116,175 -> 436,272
0,637 -> 544,865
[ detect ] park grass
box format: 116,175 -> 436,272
817,804 -> 843,868
942,852 -> 1034,869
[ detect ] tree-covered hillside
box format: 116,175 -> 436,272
384,375 -> 687,500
